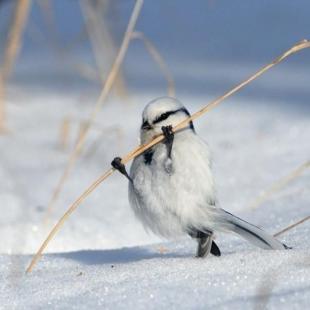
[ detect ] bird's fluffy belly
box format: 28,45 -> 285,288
129,133 -> 217,238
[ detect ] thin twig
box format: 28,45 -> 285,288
248,160 -> 310,210
83,126 -> 123,159
131,31 -> 175,97
80,0 -> 127,96
26,39 -> 310,273
36,0 -> 101,83
274,215 -> 310,238
123,40 -> 310,162
26,169 -> 114,273
74,30 -> 173,158
75,121 -> 89,148
59,116 -> 71,150
43,0 -> 144,220
0,0 -> 31,132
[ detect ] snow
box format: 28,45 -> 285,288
1,88 -> 310,309
1,0 -> 310,308
2,247 -> 310,309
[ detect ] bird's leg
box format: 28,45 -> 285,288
189,230 -> 221,258
161,125 -> 174,159
196,231 -> 213,258
111,157 -> 133,183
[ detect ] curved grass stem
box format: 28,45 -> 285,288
26,39 -> 310,273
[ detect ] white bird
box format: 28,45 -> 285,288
112,97 -> 289,257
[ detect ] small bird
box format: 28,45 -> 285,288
112,97 -> 289,258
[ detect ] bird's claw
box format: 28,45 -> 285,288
161,125 -> 174,144
161,125 -> 174,159
111,157 -> 133,183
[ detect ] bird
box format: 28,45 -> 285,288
111,96 -> 289,258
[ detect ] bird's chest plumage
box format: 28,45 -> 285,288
129,132 -> 216,237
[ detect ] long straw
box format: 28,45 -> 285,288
0,0 -> 31,132
26,39 -> 310,273
248,160 -> 310,210
44,0 -> 144,220
131,31 -> 175,97
274,215 -> 310,238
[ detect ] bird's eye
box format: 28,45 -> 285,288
141,120 -> 152,130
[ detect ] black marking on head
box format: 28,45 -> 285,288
143,149 -> 154,165
152,107 -> 195,131
180,107 -> 195,132
152,109 -> 182,124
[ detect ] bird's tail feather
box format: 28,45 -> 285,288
216,209 -> 288,250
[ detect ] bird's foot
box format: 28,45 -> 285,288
111,157 -> 133,183
161,125 -> 174,144
161,125 -> 174,159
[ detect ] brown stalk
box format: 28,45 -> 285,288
59,116 -> 71,150
75,121 -> 89,148
0,0 -> 31,132
248,160 -> 310,210
26,39 -> 310,273
43,0 -> 144,220
80,0 -> 127,96
131,31 -> 175,97
274,215 -> 310,238
73,30 -> 173,159
83,126 -> 123,159
36,0 -> 101,84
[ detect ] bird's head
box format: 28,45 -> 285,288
140,97 -> 194,144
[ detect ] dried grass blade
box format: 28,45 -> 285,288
274,215 -> 310,237
248,160 -> 310,210
0,0 -> 31,131
27,39 -> 310,273
26,169 -> 114,273
44,0 -> 144,218
131,31 -> 175,97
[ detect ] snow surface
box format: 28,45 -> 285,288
1,0 -> 310,309
1,88 -> 310,309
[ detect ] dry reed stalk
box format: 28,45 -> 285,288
59,116 -> 71,150
0,0 -> 31,132
73,63 -> 99,83
248,160 -> 310,210
83,126 -> 123,159
0,80 -> 5,132
274,215 -> 310,238
36,0 -> 56,41
43,0 -> 144,220
80,0 -> 127,97
131,31 -> 175,97
75,121 -> 89,148
26,39 -> 310,273
81,30 -> 174,158
35,0 -> 100,84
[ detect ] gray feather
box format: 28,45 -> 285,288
217,210 -> 286,250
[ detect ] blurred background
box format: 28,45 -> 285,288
0,0 -> 309,256
1,0 -> 310,100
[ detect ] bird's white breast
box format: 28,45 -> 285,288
129,130 -> 218,238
